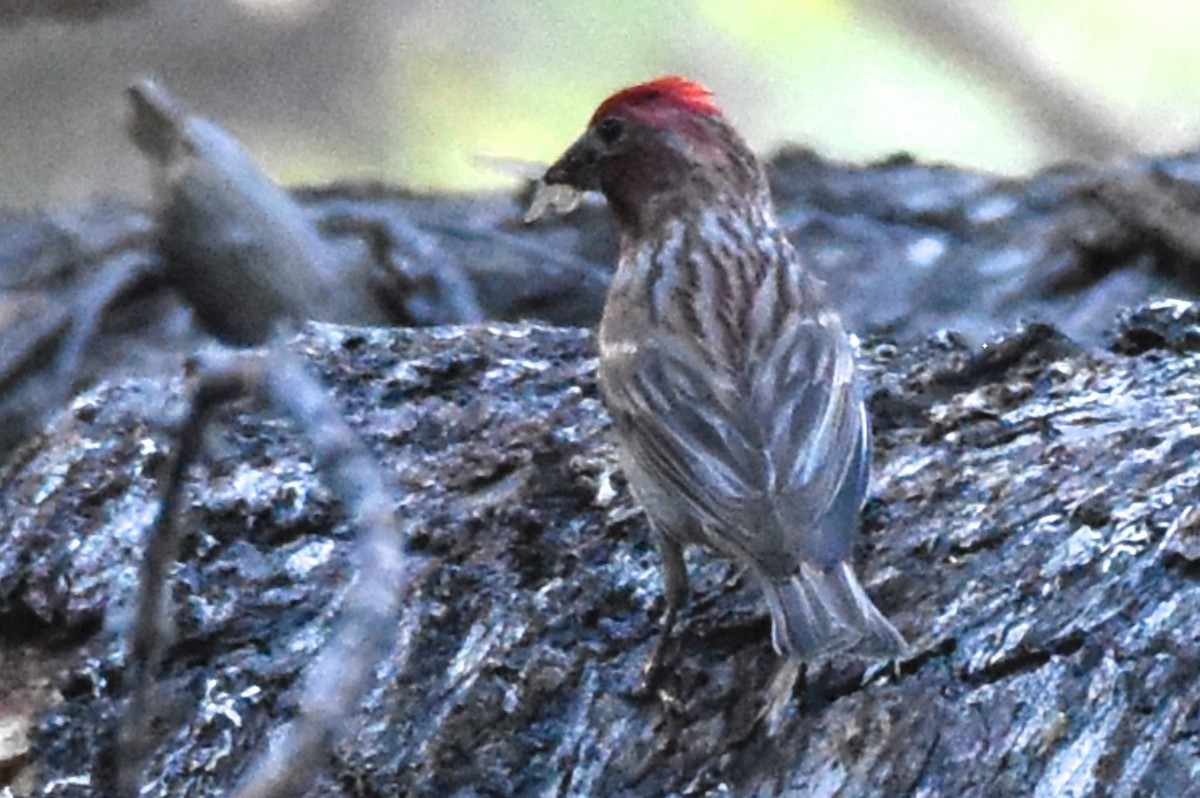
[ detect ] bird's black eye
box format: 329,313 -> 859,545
595,116 -> 625,146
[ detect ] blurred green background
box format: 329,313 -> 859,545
1,0 -> 1197,207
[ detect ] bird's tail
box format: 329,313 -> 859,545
760,562 -> 907,661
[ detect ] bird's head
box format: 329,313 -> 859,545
543,77 -> 762,235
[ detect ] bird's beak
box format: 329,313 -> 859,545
543,132 -> 602,192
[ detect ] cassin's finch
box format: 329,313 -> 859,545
537,77 -> 906,695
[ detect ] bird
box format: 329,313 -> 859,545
538,76 -> 906,697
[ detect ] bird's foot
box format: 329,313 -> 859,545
758,659 -> 803,737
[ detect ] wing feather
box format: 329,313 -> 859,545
601,303 -> 868,574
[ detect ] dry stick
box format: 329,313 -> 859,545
119,342 -> 416,798
128,79 -> 392,346
0,245 -> 154,399
855,0 -> 1138,162
0,307 -> 70,398
121,78 -> 417,797
835,0 -> 1200,282
52,255 -> 156,392
231,344 -> 415,798
317,214 -> 486,325
854,3 -> 1200,294
118,352 -> 262,796
1090,170 -> 1200,273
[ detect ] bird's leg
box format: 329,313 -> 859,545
639,531 -> 688,692
760,659 -> 804,736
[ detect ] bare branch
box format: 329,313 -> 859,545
127,79 -> 391,345
118,351 -> 264,796
119,341 -> 418,798
230,345 -> 419,798
855,0 -> 1139,162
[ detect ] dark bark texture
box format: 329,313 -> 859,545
4,145 -> 1200,797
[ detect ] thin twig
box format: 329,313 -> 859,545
230,344 -> 417,798
855,0 -> 1139,162
119,339 -> 417,798
118,351 -> 262,796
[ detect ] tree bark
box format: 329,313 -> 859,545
3,136 -> 1200,796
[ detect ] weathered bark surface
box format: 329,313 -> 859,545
3,149 -> 1200,797
6,149 -> 1200,451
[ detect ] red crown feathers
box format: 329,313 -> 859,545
589,76 -> 720,127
